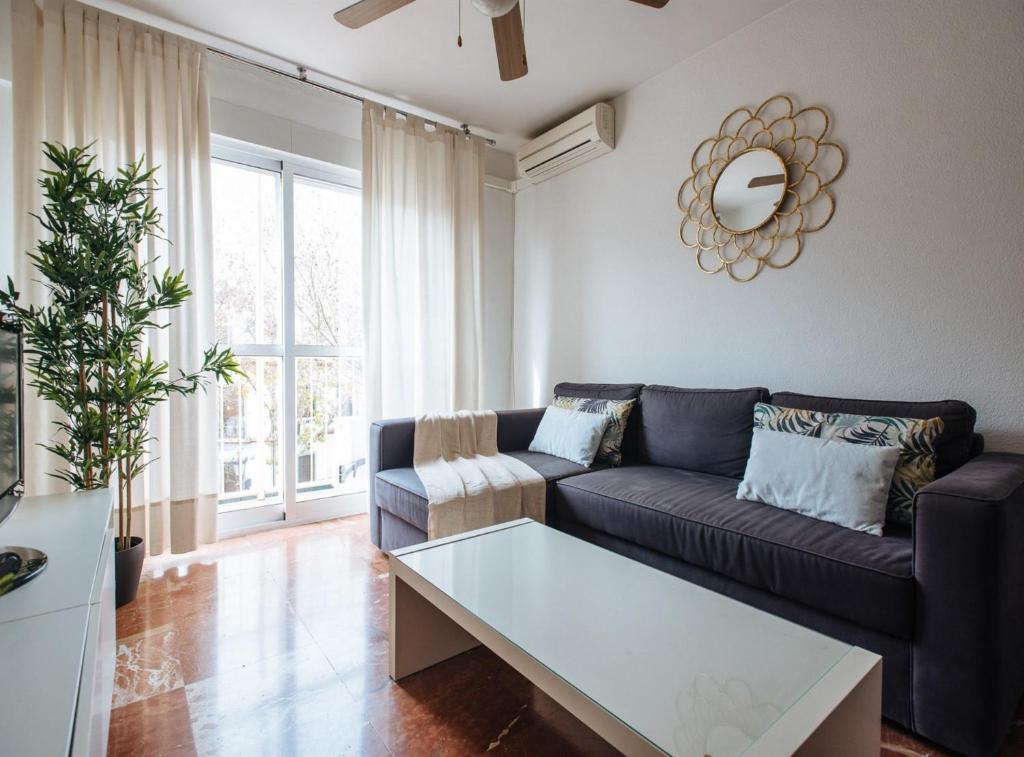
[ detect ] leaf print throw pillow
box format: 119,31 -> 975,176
753,402 -> 831,437
752,403 -> 944,525
553,396 -> 636,466
822,411 -> 944,525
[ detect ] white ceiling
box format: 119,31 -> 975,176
101,0 -> 793,149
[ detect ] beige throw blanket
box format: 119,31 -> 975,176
414,410 -> 546,540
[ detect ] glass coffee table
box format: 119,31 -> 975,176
389,519 -> 881,756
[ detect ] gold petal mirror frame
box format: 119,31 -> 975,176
678,95 -> 846,283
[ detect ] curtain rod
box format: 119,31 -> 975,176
207,47 -> 497,147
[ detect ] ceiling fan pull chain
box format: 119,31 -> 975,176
457,0 -> 463,47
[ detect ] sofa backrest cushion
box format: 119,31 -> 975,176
769,391 -> 977,477
553,382 -> 644,401
639,385 -> 769,477
553,383 -> 645,459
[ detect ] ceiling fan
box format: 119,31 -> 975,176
334,0 -> 670,82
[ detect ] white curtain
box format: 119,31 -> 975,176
11,0 -> 218,553
362,102 -> 485,422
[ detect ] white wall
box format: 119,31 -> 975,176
513,0 -> 1024,451
483,186 -> 515,408
208,54 -> 518,179
208,55 -> 363,171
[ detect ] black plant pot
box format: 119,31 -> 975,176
114,536 -> 145,608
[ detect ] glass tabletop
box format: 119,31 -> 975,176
395,520 -> 853,757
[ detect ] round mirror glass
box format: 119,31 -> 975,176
711,148 -> 787,233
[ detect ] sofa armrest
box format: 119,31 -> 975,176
367,408 -> 547,547
370,418 -> 416,474
368,418 -> 415,548
369,408 -> 546,475
912,452 -> 1024,754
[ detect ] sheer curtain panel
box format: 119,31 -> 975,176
362,103 -> 485,422
11,0 -> 218,553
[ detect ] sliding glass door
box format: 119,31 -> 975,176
211,142 -> 365,531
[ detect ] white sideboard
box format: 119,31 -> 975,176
0,488 -> 116,757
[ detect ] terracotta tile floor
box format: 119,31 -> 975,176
110,514 -> 1024,756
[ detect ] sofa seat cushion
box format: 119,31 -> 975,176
553,465 -> 915,638
375,451 -> 604,533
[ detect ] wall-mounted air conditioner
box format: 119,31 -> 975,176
515,103 -> 614,185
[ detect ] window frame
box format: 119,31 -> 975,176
211,137 -> 365,536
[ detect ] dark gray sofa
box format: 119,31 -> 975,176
368,382 -> 1024,756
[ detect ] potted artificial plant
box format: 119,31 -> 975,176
0,143 -> 241,606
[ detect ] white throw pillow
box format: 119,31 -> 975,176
529,405 -> 611,467
737,429 -> 901,536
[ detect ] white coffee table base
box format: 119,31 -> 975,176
388,521 -> 882,757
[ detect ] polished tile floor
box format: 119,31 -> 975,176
110,514 -> 1024,756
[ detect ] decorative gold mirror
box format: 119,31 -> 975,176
678,95 -> 846,282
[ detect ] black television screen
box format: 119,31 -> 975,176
0,323 -> 23,529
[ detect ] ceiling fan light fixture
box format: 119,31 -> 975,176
470,0 -> 518,18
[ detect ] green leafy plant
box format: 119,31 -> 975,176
0,143 -> 243,550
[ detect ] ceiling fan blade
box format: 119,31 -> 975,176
334,0 -> 416,29
629,0 -> 670,7
492,3 -> 528,81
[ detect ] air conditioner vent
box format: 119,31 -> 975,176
516,103 -> 614,185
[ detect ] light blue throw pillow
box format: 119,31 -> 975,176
737,429 -> 901,536
529,405 -> 611,467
